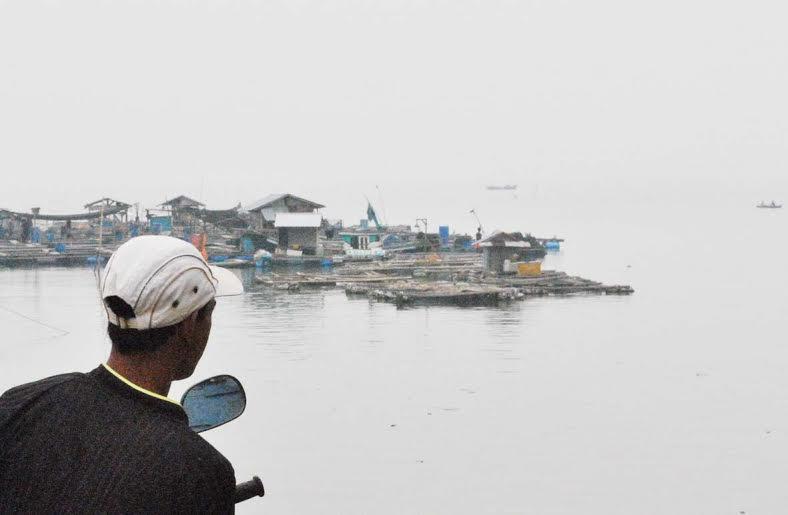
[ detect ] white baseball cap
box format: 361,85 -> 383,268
100,235 -> 243,330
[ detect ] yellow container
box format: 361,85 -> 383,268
517,262 -> 541,277
426,253 -> 442,264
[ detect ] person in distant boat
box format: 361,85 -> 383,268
0,236 -> 243,513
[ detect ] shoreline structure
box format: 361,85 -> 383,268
0,194 -> 633,306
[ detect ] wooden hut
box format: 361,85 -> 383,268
245,194 -> 324,231
159,195 -> 205,226
274,213 -> 322,255
475,231 -> 545,273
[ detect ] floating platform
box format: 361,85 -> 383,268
255,275 -> 338,290
0,241 -> 115,267
256,253 -> 634,308
346,283 -> 519,307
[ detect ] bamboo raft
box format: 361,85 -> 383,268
255,254 -> 634,307
485,270 -> 635,296
0,241 -> 116,267
255,272 -> 339,291
345,281 -> 521,307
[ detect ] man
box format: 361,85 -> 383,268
0,235 -> 243,513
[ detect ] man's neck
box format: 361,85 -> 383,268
106,353 -> 172,397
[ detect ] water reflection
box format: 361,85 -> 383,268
231,263 -> 536,369
1,265 -> 630,376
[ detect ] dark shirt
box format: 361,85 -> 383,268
0,365 -> 235,514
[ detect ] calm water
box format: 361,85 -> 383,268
0,203 -> 785,514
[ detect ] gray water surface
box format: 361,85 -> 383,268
1,204 -> 785,515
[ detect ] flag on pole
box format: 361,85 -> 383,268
367,202 -> 380,228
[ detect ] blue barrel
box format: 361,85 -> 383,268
149,216 -> 172,233
545,241 -> 560,251
55,243 -> 67,253
439,226 -> 450,247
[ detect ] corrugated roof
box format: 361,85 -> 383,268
159,195 -> 204,207
274,213 -> 323,228
244,193 -> 282,212
474,230 -> 533,248
245,193 -> 325,212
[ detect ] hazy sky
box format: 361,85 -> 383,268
1,0 -> 786,225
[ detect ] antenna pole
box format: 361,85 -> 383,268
470,209 -> 484,235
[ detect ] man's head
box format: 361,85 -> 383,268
100,236 -> 243,380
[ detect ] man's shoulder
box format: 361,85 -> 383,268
0,372 -> 85,408
164,424 -> 235,474
0,372 -> 86,432
138,421 -> 236,511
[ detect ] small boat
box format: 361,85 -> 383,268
756,201 -> 782,209
486,185 -> 518,191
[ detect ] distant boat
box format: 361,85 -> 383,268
756,201 -> 782,209
211,257 -> 255,268
486,185 -> 518,191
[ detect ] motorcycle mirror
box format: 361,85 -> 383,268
181,375 -> 247,433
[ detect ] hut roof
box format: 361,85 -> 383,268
245,193 -> 324,212
475,231 -> 532,248
180,204 -> 247,229
160,195 -> 205,208
0,205 -> 129,221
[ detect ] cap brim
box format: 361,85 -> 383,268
209,266 -> 245,296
